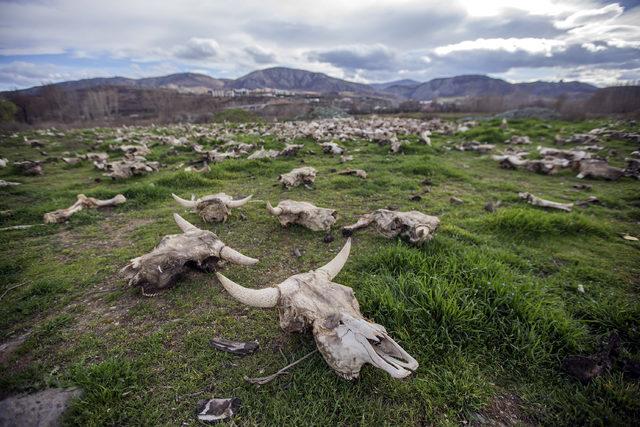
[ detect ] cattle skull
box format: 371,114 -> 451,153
172,193 -> 252,223
267,200 -> 337,231
278,167 -> 317,188
342,209 -> 440,244
122,213 -> 258,296
216,238 -> 418,379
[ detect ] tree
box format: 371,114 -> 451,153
0,98 -> 18,122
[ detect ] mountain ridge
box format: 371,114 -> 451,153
4,66 -> 599,100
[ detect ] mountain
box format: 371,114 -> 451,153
376,75 -> 598,100
5,67 -> 598,100
11,72 -> 229,96
514,81 -> 597,97
231,67 -> 375,93
369,79 -> 420,90
135,73 -> 229,90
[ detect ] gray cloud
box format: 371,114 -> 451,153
244,46 -> 276,64
174,38 -> 219,60
308,45 -> 397,71
0,0 -> 638,88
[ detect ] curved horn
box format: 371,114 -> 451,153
219,246 -> 259,266
216,272 -> 278,308
317,238 -> 351,280
172,193 -> 197,208
173,213 -> 199,232
266,201 -> 282,215
226,195 -> 252,208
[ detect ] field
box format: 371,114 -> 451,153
1,117 -> 639,426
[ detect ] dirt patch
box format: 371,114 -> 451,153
0,333 -> 29,364
55,214 -> 153,261
470,393 -> 534,426
0,387 -> 83,426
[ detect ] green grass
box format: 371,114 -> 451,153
0,117 -> 639,425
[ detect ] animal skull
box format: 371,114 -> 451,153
278,167 -> 317,188
216,239 -> 419,379
577,159 -> 624,180
122,213 -> 258,296
321,142 -> 344,155
172,193 -> 252,223
100,155 -> 160,179
14,160 -> 43,176
342,209 -> 440,244
266,200 -> 337,231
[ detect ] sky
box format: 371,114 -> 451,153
0,0 -> 639,90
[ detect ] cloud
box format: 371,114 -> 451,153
0,0 -> 638,88
554,3 -> 623,29
174,37 -> 219,60
434,38 -> 567,57
308,44 -> 397,71
244,46 -> 276,64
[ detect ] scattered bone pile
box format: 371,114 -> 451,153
96,155 -> 160,179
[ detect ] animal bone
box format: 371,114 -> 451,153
102,155 -> 160,179
266,200 -> 337,231
337,169 -> 367,179
538,147 -> 590,163
419,130 -> 431,145
576,159 -> 624,180
455,141 -> 494,153
0,180 -> 21,187
216,239 -> 419,379
247,147 -> 280,160
14,160 -> 43,176
342,209 -> 440,244
62,157 -> 82,165
121,213 -> 258,296
340,155 -> 353,163
279,144 -> 305,157
493,152 -> 569,175
321,142 -> 345,155
0,158 -> 7,168
518,192 -> 573,212
110,143 -> 150,156
504,135 -> 531,145
172,193 -> 252,223
624,158 -> 640,179
278,167 -> 317,188
202,150 -> 238,163
44,194 -> 126,224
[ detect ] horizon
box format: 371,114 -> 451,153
1,1 -> 639,91
1,66 -> 604,93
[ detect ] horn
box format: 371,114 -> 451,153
216,272 -> 278,308
317,238 -> 351,280
226,195 -> 252,208
173,213 -> 199,232
219,246 -> 259,266
172,193 -> 197,208
266,201 -> 282,215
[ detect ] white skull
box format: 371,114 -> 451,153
216,239 -> 418,379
